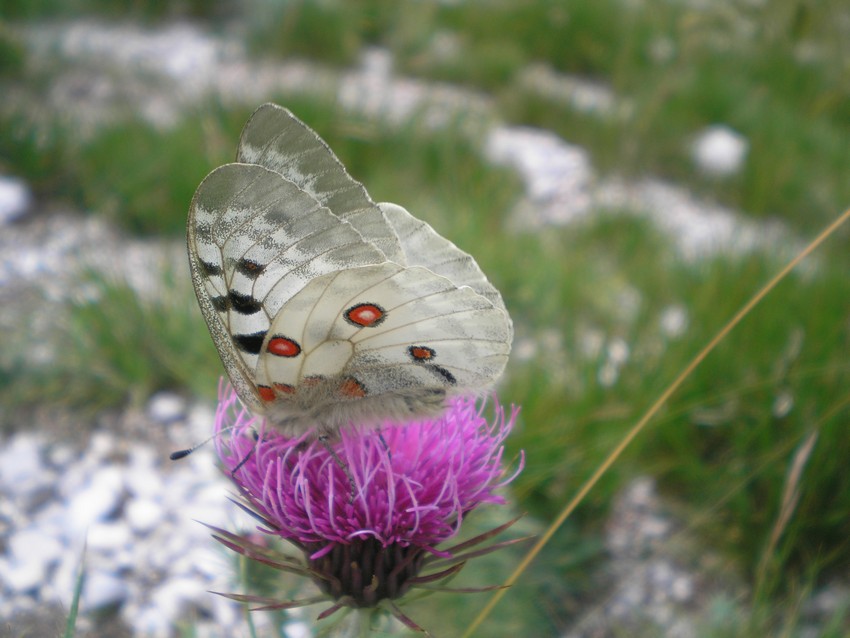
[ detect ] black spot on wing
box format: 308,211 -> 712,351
233,331 -> 267,354
211,296 -> 230,312
228,290 -> 262,315
430,365 -> 457,386
199,259 -> 222,277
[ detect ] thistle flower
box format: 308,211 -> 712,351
209,382 -> 525,632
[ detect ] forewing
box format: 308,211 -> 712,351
236,103 -> 405,264
188,163 -> 385,410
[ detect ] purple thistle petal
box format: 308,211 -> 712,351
214,383 -> 522,554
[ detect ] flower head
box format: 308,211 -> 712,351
210,382 -> 524,625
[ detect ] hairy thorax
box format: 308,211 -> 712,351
261,378 -> 449,437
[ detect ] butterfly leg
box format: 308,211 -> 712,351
318,435 -> 356,503
377,429 -> 392,461
230,429 -> 261,476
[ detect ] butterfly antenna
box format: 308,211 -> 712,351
318,435 -> 356,503
169,423 -> 242,461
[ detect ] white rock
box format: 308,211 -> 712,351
671,574 -> 694,602
125,462 -> 165,499
47,551 -> 85,608
178,500 -> 229,531
518,64 -> 618,116
113,547 -> 135,571
691,125 -> 748,177
87,521 -> 133,551
89,431 -> 118,458
0,496 -> 17,526
607,338 -> 630,366
484,126 -> 593,227
28,501 -> 70,540
56,461 -> 88,497
642,514 -> 672,541
65,466 -> 125,537
131,603 -> 175,637
165,545 -> 204,578
0,433 -> 45,492
147,392 -> 187,423
593,177 -> 792,261
161,575 -> 207,602
773,390 -> 794,418
485,126 -> 591,203
188,545 -> 230,580
127,444 -> 158,470
598,360 -> 619,387
126,498 -> 165,534
189,450 -> 225,481
0,175 -> 31,224
205,594 -> 242,634
660,305 -> 688,338
284,620 -> 313,638
82,570 -> 129,610
8,528 -> 65,567
47,443 -> 76,468
141,529 -> 185,572
578,327 -> 606,360
186,402 -> 217,440
148,576 -> 207,623
0,556 -> 46,593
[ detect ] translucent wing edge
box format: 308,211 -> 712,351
187,173 -> 264,415
379,201 -> 513,336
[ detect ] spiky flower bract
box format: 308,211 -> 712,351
210,382 -> 524,630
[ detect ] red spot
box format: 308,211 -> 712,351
340,377 -> 366,398
268,336 -> 301,357
273,382 -> 296,395
257,385 -> 275,402
409,345 -> 436,361
345,303 -> 386,327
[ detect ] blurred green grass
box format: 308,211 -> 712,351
1,0 -> 849,635
246,0 -> 850,232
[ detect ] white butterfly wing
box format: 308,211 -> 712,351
253,262 -> 511,432
189,103 -> 512,434
236,103 -> 405,264
379,202 -> 511,319
188,162 -> 386,413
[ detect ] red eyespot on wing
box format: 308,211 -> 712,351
257,385 -> 275,402
340,377 -> 367,398
345,303 -> 386,327
267,336 -> 301,357
408,345 -> 436,361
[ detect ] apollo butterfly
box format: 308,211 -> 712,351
187,103 -> 512,435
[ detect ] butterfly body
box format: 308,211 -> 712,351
188,103 -> 512,436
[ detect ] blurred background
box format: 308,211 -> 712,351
1,1 -> 849,636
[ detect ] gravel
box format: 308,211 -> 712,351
0,396 -> 262,637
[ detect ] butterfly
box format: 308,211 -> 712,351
187,103 -> 512,436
